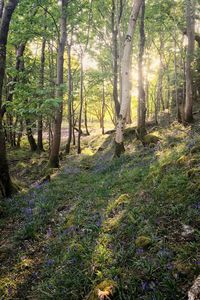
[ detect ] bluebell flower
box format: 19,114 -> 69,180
24,207 -> 33,217
157,248 -> 172,258
193,202 -> 200,209
141,281 -> 148,291
8,286 -> 12,296
167,262 -> 174,270
47,227 -> 52,238
46,259 -> 55,267
136,248 -> 144,255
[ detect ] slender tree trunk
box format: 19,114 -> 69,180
47,41 -> 55,153
115,0 -> 143,157
84,98 -> 90,136
49,0 -> 67,167
146,81 -> 149,118
174,34 -> 182,122
16,119 -> 23,148
112,0 -> 120,118
102,80 -> 105,135
65,43 -> 72,154
0,0 -> 4,20
137,0 -> 146,138
26,119 -> 37,151
184,0 -> 195,123
156,65 -> 164,112
77,51 -> 84,154
72,99 -> 76,145
37,37 -> 46,152
0,0 -> 19,197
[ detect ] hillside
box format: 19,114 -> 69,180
0,121 -> 200,300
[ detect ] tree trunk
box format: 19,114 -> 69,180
84,98 -> 90,136
77,51 -> 84,154
126,101 -> 132,124
174,34 -> 182,122
102,80 -> 105,135
112,0 -> 120,118
65,43 -> 72,154
0,0 -> 4,20
49,0 -> 67,167
72,98 -> 76,145
0,0 -> 19,197
184,0 -> 195,123
137,0 -> 146,138
26,119 -> 37,151
115,0 -> 143,157
16,119 -> 23,148
37,37 -> 46,152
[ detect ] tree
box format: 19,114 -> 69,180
184,0 -> 195,123
49,0 -> 67,167
111,0 -> 121,118
115,0 -> 143,157
0,0 -> 19,197
65,40 -> 73,154
137,0 -> 146,138
37,36 -> 46,152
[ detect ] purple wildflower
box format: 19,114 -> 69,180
46,227 -> 52,238
136,248 -> 144,255
96,217 -> 102,228
46,259 -> 55,267
141,281 -> 148,291
8,286 -> 12,296
193,202 -> 200,209
28,199 -> 35,208
157,248 -> 172,258
24,207 -> 33,217
167,263 -> 174,270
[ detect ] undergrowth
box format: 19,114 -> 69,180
0,122 -> 200,299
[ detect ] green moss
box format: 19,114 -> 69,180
135,236 -> 152,248
174,261 -> 192,275
143,134 -> 160,145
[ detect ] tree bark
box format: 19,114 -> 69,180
102,79 -> 105,135
26,119 -> 37,152
37,37 -> 46,152
49,0 -> 67,167
77,51 -> 84,154
184,0 -> 195,123
115,0 -> 143,157
0,0 -> 4,20
112,0 -> 120,118
0,0 -> 19,197
137,0 -> 146,138
16,119 -> 23,148
84,98 -> 90,136
65,42 -> 72,154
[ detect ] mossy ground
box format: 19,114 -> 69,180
0,122 -> 200,299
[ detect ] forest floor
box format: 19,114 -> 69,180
0,119 -> 200,299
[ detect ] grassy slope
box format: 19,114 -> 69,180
0,122 -> 200,300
